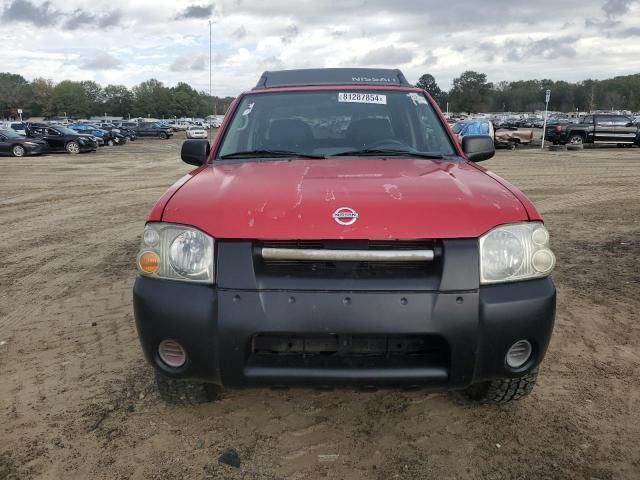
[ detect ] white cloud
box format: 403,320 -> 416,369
0,0 -> 639,95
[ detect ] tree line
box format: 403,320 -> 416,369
0,73 -> 235,120
2,70 -> 640,120
417,71 -> 640,114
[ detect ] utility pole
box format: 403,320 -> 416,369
209,19 -> 214,141
541,89 -> 551,150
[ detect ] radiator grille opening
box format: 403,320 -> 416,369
250,334 -> 449,370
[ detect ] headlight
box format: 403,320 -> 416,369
137,223 -> 214,283
479,222 -> 555,284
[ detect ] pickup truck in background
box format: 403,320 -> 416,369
545,114 -> 639,146
133,122 -> 174,139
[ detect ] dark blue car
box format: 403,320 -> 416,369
68,124 -> 124,146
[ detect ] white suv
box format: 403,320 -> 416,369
185,125 -> 207,139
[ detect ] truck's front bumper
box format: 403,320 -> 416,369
133,276 -> 556,389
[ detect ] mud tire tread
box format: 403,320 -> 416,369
461,370 -> 538,404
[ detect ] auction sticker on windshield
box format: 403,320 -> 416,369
338,92 -> 387,104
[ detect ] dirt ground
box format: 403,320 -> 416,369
1,138 -> 639,480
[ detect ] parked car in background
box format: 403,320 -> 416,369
133,122 -> 174,139
0,129 -> 48,157
452,120 -> 495,143
172,121 -> 190,131
95,123 -> 137,142
28,124 -> 98,154
185,125 -> 207,139
94,122 -> 121,133
68,123 -> 125,146
116,121 -> 140,129
545,114 -> 639,146
495,129 -> 534,149
114,125 -> 137,141
0,121 -> 27,136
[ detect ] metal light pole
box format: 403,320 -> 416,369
209,19 -> 214,141
541,89 -> 551,150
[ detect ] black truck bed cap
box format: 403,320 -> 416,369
254,68 -> 410,89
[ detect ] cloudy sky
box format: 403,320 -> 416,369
1,0 -> 640,96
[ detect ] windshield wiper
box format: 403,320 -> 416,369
329,149 -> 445,159
219,149 -> 325,160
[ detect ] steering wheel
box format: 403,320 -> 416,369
367,138 -> 407,149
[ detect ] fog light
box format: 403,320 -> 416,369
506,340 -> 532,369
158,339 -> 186,368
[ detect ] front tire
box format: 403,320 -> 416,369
568,133 -> 584,145
12,144 -> 26,157
107,139 -> 115,146
460,370 -> 538,404
160,132 -> 168,140
66,141 -> 80,154
155,372 -> 222,405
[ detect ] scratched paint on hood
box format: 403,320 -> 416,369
161,158 -> 528,239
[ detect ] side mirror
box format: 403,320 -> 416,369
462,135 -> 495,162
181,139 -> 210,166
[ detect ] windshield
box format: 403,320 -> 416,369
54,126 -> 79,135
216,90 -> 456,159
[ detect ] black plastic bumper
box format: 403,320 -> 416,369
133,276 -> 556,389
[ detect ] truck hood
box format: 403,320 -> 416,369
161,158 -> 528,239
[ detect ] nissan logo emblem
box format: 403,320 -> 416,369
332,207 -> 358,226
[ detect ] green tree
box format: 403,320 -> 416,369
449,71 -> 493,114
0,73 -> 29,119
51,80 -> 90,117
28,78 -> 55,117
132,79 -> 171,118
415,73 -> 448,108
170,82 -> 200,117
80,80 -> 104,116
102,84 -> 133,117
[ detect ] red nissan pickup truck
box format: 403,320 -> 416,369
133,68 -> 556,405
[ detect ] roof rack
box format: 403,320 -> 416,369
254,68 -> 410,89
